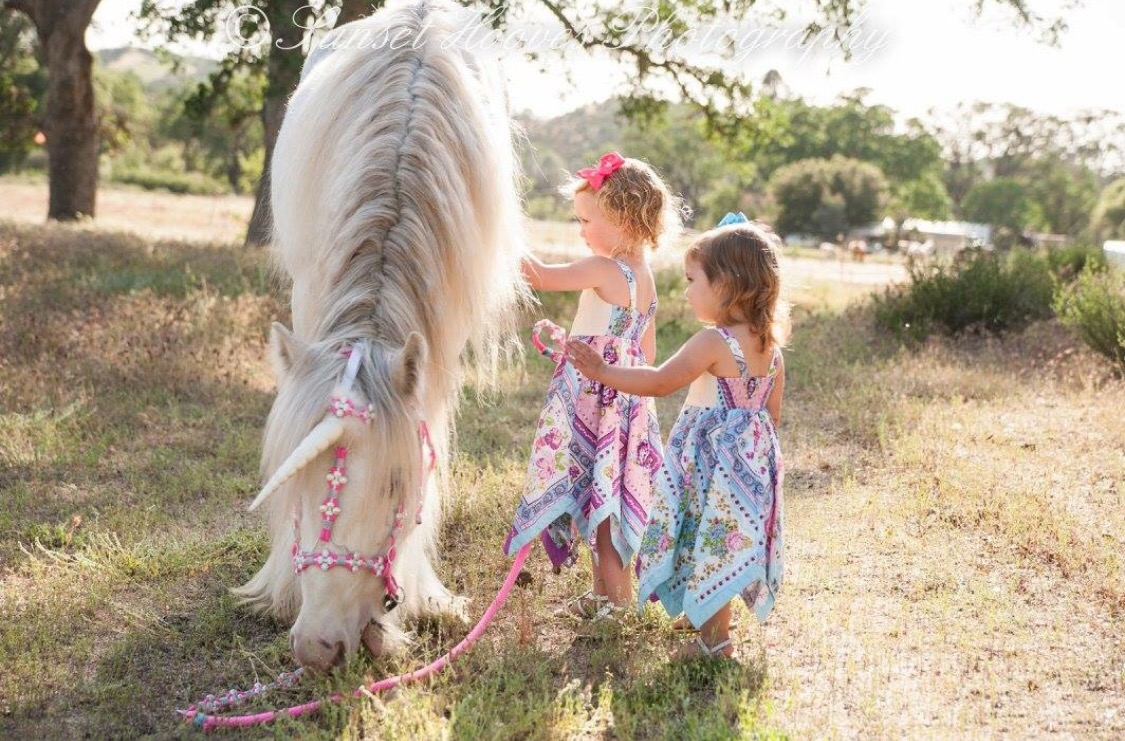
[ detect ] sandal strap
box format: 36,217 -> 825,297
695,636 -> 733,656
568,591 -> 609,619
588,601 -> 623,623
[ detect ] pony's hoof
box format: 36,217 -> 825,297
361,621 -> 385,657
451,596 -> 470,623
427,594 -> 470,623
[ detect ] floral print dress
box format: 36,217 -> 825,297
637,327 -> 784,626
505,260 -> 663,570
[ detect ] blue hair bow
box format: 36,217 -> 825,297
717,211 -> 749,227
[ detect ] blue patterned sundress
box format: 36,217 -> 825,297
637,327 -> 784,626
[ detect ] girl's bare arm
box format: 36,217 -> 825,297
566,329 -> 723,397
521,254 -> 616,293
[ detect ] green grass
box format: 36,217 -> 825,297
1,219 -> 1123,738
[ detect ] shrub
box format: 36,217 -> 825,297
1054,268 -> 1125,371
1045,243 -> 1107,283
874,248 -> 1055,338
1091,178 -> 1125,241
768,156 -> 888,238
108,167 -> 228,196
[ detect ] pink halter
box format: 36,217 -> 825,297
290,345 -> 436,611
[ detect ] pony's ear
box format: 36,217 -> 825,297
394,332 -> 427,398
269,322 -> 306,380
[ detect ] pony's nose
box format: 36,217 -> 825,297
292,633 -> 346,672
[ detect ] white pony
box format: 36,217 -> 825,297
235,0 -> 527,671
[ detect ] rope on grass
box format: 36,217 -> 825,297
180,543 -> 532,731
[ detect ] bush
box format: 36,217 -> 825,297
1054,268 -> 1125,371
768,156 -> 888,238
874,248 -> 1055,338
1045,244 -> 1107,283
108,167 -> 228,196
1091,178 -> 1125,241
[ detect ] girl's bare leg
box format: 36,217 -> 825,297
674,602 -> 734,659
595,519 -> 632,606
699,603 -> 732,651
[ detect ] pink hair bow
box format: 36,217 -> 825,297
576,151 -> 625,191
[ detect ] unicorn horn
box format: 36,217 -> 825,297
249,417 -> 345,511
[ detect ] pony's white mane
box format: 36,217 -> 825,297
237,0 -> 529,636
273,0 -> 526,381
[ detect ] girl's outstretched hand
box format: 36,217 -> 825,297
566,339 -> 606,381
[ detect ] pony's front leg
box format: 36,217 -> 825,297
394,476 -> 469,623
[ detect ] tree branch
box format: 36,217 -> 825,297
337,0 -> 381,26
534,0 -> 752,135
4,0 -> 40,22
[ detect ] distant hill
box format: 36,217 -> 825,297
515,101 -> 627,219
95,47 -> 218,92
518,101 -> 624,175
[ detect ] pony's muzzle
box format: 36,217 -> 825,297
291,630 -> 348,672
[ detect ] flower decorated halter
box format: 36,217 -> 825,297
290,340 -> 436,612
576,151 -> 625,191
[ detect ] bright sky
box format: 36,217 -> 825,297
87,0 -> 1125,122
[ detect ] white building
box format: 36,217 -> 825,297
1105,240 -> 1125,270
900,219 -> 993,254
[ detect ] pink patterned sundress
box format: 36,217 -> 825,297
504,260 -> 663,569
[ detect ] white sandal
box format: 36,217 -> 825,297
588,600 -> 624,623
676,636 -> 733,660
555,590 -> 611,620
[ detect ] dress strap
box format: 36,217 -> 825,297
612,259 -> 638,311
714,327 -> 748,377
768,345 -> 781,378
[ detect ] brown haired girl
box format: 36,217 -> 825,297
567,212 -> 787,658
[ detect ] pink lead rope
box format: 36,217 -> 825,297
181,328 -> 549,730
180,542 -> 532,730
531,319 -> 568,364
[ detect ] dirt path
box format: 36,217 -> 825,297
0,181 -> 254,245
762,322 -> 1125,738
1,180 -> 907,288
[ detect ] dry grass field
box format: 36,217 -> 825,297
0,184 -> 1121,739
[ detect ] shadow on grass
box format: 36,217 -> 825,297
11,587 -> 772,739
0,529 -> 281,739
0,357 -> 272,567
0,221 -> 277,307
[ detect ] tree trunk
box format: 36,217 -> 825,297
338,0 -> 382,25
243,0 -> 387,247
243,0 -> 311,248
243,152 -> 274,247
226,151 -> 242,195
7,0 -> 102,221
